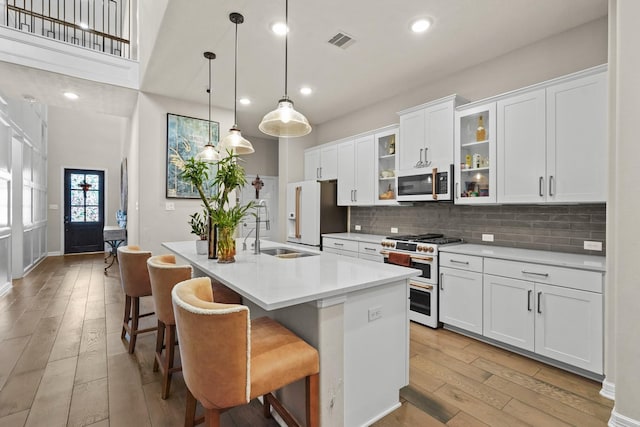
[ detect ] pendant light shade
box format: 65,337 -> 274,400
219,12 -> 254,155
196,51 -> 220,163
258,0 -> 311,138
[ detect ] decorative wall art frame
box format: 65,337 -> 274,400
166,113 -> 219,199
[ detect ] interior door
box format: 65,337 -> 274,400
64,169 -> 105,254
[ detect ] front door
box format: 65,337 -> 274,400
64,169 -> 105,254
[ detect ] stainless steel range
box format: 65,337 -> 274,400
380,233 -> 463,328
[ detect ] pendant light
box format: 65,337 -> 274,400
258,0 -> 311,138
195,51 -> 221,163
219,12 -> 255,155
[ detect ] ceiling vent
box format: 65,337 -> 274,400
328,31 -> 355,49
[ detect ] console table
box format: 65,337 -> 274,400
103,226 -> 126,274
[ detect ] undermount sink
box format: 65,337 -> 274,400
260,247 -> 317,259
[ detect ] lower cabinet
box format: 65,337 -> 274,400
322,236 -> 384,262
482,258 -> 603,374
440,265 -> 483,335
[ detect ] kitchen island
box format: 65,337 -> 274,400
163,240 -> 420,427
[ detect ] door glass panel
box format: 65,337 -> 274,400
69,173 -> 101,223
0,179 -> 7,226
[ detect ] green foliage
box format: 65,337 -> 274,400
188,210 -> 208,239
179,149 -> 254,232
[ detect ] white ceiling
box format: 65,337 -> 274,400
0,0 -> 608,134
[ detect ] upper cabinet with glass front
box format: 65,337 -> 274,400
455,103 -> 497,204
374,126 -> 399,205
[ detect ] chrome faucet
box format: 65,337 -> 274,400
253,200 -> 270,254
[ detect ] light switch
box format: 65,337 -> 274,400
165,202 -> 175,211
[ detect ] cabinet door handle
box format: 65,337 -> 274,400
527,290 -> 532,311
522,270 -> 549,277
317,167 -> 320,179
537,291 -> 542,314
440,272 -> 444,291
319,167 -> 323,179
416,148 -> 424,168
449,259 -> 469,265
549,175 -> 555,197
333,242 -> 344,247
354,189 -> 357,202
364,247 -> 376,252
350,190 -> 354,202
456,182 -> 459,199
424,147 -> 431,167
539,177 -> 544,197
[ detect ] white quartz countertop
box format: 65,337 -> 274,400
439,243 -> 606,272
321,232 -> 387,244
163,240 -> 420,311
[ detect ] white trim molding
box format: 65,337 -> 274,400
609,407 -> 640,427
601,378 -> 616,400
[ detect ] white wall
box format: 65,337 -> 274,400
47,106 -> 127,254
240,134 -> 278,177
314,17 -> 608,144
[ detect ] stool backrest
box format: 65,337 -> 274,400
147,254 -> 192,325
117,245 -> 152,297
172,277 -> 250,409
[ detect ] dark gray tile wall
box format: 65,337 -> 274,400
350,203 -> 606,255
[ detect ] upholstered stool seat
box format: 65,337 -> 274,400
172,277 -> 319,427
117,245 -> 157,354
147,254 -> 192,399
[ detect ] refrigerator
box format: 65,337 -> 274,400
286,180 -> 347,248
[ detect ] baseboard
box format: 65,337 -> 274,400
0,281 -> 11,297
47,251 -> 62,256
601,378 -> 615,400
609,407 -> 640,427
360,402 -> 401,427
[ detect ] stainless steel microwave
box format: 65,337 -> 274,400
397,165 -> 453,202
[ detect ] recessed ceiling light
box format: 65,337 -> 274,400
411,18 -> 432,33
271,22 -> 288,36
239,97 -> 251,105
300,87 -> 313,96
79,22 -> 88,30
64,92 -> 79,100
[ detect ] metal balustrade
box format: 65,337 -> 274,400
3,0 -> 132,59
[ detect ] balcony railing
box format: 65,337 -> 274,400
4,0 -> 131,59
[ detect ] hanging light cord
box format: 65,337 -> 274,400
233,17 -> 238,126
208,55 -> 212,144
284,0 -> 289,99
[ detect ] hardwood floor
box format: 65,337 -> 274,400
0,254 -> 612,426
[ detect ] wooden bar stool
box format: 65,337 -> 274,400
172,277 -> 320,427
146,254 -> 192,399
117,245 -> 157,354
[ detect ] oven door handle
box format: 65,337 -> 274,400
410,281 -> 433,291
411,256 -> 434,263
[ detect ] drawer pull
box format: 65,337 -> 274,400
410,281 -> 433,291
522,270 -> 549,277
537,292 -> 542,314
333,242 -> 344,247
539,176 -> 544,197
364,247 -> 376,252
449,259 -> 469,265
527,290 -> 532,311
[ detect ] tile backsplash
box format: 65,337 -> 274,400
350,203 -> 606,255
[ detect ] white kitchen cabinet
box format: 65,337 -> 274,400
337,135 -> 375,206
439,253 -> 484,335
496,89 -> 547,203
304,143 -> 338,181
546,71 -> 607,203
454,103 -> 497,203
534,282 -> 603,373
398,95 -> 466,173
483,257 -> 603,374
322,235 -> 385,262
374,126 -> 399,205
483,274 -> 535,351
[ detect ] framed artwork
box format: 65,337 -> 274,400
166,113 -> 219,199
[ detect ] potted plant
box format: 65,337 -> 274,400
180,150 -> 253,263
188,210 -> 208,255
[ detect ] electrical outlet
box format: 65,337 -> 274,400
482,234 -> 494,242
48,204 -> 59,210
165,202 -> 175,211
584,241 -> 602,251
354,225 -> 361,231
368,306 -> 382,322
390,227 -> 398,234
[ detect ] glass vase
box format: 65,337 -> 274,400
217,226 -> 236,263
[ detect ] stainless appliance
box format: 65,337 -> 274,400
286,180 -> 347,248
380,233 -> 462,328
397,165 -> 454,202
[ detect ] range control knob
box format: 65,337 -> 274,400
427,247 -> 434,253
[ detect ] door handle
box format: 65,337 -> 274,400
527,290 -> 532,311
416,148 -> 423,168
456,182 -> 459,199
539,177 -> 544,197
537,292 -> 542,314
316,168 -> 320,179
432,168 -> 438,200
549,175 -> 555,197
522,270 -> 549,278
295,186 -> 301,238
449,259 -> 469,265
319,167 -> 322,179
354,189 -> 357,202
